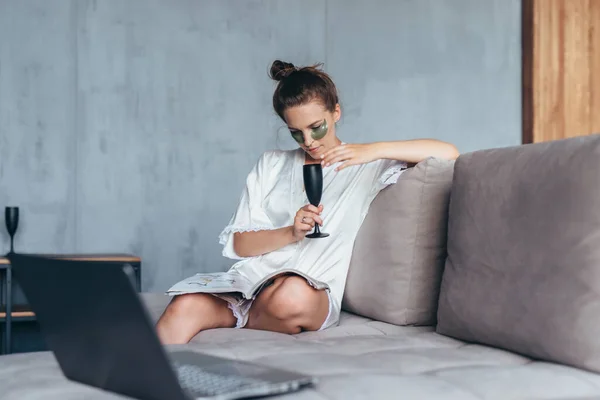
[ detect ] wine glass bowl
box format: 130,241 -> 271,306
303,164 -> 329,239
5,207 -> 19,254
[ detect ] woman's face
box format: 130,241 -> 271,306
284,100 -> 341,161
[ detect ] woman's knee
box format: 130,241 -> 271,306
157,293 -> 236,344
265,276 -> 323,320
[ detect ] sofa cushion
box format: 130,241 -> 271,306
342,157 -> 455,326
436,134 -> 600,373
3,293 -> 600,400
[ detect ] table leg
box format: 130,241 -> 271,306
5,267 -> 11,354
135,263 -> 141,292
1,269 -> 4,355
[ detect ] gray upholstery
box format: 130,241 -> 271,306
1,293 -> 600,400
3,137 -> 600,399
437,134 -> 600,374
343,157 -> 455,326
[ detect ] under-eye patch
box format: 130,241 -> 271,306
310,120 -> 328,140
289,120 -> 329,144
291,131 -> 304,144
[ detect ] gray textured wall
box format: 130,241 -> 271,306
0,0 -> 521,292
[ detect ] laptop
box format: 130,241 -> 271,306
8,253 -> 317,400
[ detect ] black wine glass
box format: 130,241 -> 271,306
303,164 -> 329,239
5,207 -> 19,255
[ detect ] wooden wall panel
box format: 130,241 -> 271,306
522,0 -> 600,144
592,0 -> 600,133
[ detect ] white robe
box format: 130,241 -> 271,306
218,147 -> 407,325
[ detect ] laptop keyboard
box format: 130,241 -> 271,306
174,363 -> 273,397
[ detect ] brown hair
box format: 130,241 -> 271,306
269,60 -> 339,121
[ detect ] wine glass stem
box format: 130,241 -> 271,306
9,235 -> 14,254
314,225 -> 321,235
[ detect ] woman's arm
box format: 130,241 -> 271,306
321,139 -> 459,171
233,226 -> 296,258
233,204 -> 324,258
369,139 -> 459,164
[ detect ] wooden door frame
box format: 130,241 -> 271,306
521,0 -> 535,145
521,0 -> 600,144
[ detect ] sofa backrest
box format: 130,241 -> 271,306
437,133 -> 600,374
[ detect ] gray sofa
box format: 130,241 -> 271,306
2,135 -> 600,399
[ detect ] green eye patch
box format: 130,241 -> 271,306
291,131 -> 304,144
311,120 -> 328,140
290,120 -> 329,144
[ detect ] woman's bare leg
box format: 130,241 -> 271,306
156,293 -> 236,344
245,275 -> 329,334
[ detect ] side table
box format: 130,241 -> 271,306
0,253 -> 142,355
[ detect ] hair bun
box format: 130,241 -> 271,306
270,60 -> 296,81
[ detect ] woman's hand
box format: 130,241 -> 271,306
321,140 -> 459,171
292,204 -> 324,241
320,143 -> 379,172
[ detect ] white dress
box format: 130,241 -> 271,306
218,146 -> 407,329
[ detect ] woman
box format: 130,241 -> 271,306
156,60 -> 459,344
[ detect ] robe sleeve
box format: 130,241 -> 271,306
373,158 -> 408,191
218,152 -> 275,260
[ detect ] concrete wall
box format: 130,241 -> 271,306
0,0 -> 521,292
